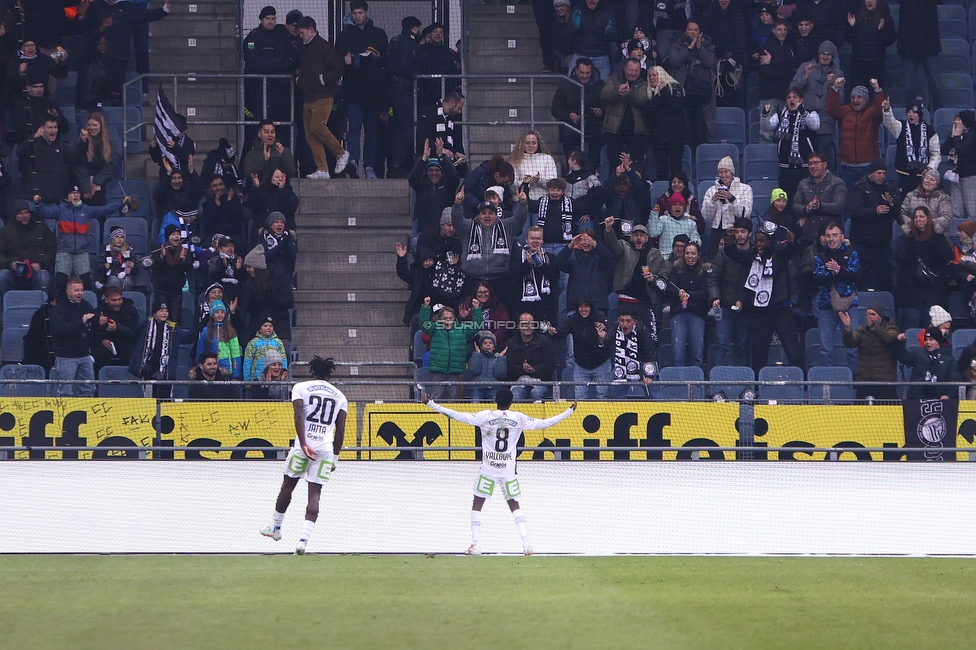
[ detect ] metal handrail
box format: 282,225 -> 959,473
121,72 -> 296,178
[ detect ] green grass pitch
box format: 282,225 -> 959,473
2,555 -> 975,649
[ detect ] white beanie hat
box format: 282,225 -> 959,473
717,156 -> 735,173
929,305 -> 952,327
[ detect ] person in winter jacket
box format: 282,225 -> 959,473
664,241 -> 715,367
828,77 -> 885,190
153,168 -> 204,220
606,305 -> 657,399
896,0 -> 941,111
555,299 -> 611,399
941,110 -> 976,220
452,192 -> 528,305
710,218 -> 755,367
844,0 -> 895,90
242,6 -> 299,146
419,297 -> 482,400
791,40 -> 840,163
882,96 -> 940,196
509,131 -> 559,207
387,16 -> 423,178
600,59 -> 648,172
71,111 -> 119,206
336,1 -> 389,179
604,220 -> 664,323
17,115 -> 71,206
895,326 -> 961,400
701,156 -> 754,261
35,185 -> 129,292
464,330 -> 508,403
551,58 -> 606,156
757,20 -> 796,103
96,225 -> 138,291
644,66 -> 686,182
894,205 -> 954,329
242,121 -> 298,188
667,19 -> 717,146
848,159 -> 896,292
811,222 -> 860,366
187,351 -> 239,399
647,193 -> 702,255
129,296 -> 195,398
514,226 -> 561,327
568,0 -> 615,82
201,138 -> 245,191
506,312 -> 558,401
247,167 -> 299,233
458,281 -> 511,348
761,86 -> 821,201
0,199 -> 55,295
410,142 -> 460,233
701,0 -> 747,107
653,170 -> 704,236
196,299 -> 242,378
149,225 -> 194,325
296,16 -> 349,179
242,314 -> 288,381
91,286 -> 142,374
840,301 -> 901,400
555,228 -> 616,313
791,151 -> 847,251
200,175 -> 246,245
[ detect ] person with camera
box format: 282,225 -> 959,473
0,199 -> 55,296
701,156 -> 754,262
242,120 -> 298,189
92,286 -> 141,374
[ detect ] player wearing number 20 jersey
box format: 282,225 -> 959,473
290,379 -> 348,463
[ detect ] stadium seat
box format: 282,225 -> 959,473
97,366 -> 143,398
0,363 -> 46,397
708,365 -> 755,400
1,329 -> 24,364
947,291 -> 969,322
103,217 -> 150,255
658,343 -> 674,368
3,290 -> 46,312
83,290 -> 97,309
2,307 -> 35,331
758,365 -> 805,403
658,366 -> 705,400
123,291 -> 148,322
952,328 -> 976,359
807,366 -> 855,404
181,291 -> 195,326
939,4 -> 966,22
695,143 -> 739,186
650,180 -> 670,203
697,180 -> 713,202
560,365 -> 575,400
904,328 -> 923,351
858,290 -> 895,318
743,143 -> 779,182
941,86 -> 974,110
54,70 -> 78,109
939,20 -> 968,40
682,145 -> 693,181
750,180 -> 779,218
85,220 -> 100,266
709,107 -> 747,147
413,329 -> 427,366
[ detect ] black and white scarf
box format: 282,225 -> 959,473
613,328 -> 641,381
466,221 -> 509,260
104,244 -> 132,275
536,196 -> 574,242
520,248 -> 552,301
140,318 -> 172,380
904,120 -> 929,166
777,106 -> 805,165
435,101 -> 456,150
745,255 -> 775,307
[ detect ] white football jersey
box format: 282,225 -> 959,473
427,402 -> 575,476
292,380 -> 348,454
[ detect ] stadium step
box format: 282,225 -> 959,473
291,325 -> 410,349
297,270 -> 406,292
295,289 -> 408,303
294,305 -> 405,326
298,232 -> 411,254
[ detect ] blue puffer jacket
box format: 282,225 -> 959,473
35,200 -> 123,254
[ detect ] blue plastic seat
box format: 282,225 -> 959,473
123,291 -> 148,322
758,365 -> 805,403
3,290 -> 46,311
743,143 -> 779,182
104,217 -> 150,255
695,143 -> 739,186
749,180 -> 779,218
708,365 -> 755,400
951,328 -> 976,359
709,107 -> 746,148
658,366 -> 705,400
807,366 -> 855,404
1,329 -> 24,364
97,366 -> 143,398
0,363 -> 46,397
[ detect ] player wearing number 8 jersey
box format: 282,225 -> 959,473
260,356 -> 347,554
423,387 -> 577,556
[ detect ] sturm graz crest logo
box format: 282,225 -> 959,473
918,401 -> 948,461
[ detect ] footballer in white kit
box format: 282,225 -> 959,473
260,357 -> 347,554
424,387 -> 577,555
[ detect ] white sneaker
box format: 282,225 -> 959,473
334,150 -> 351,174
365,167 -> 377,179
295,539 -> 307,555
306,170 -> 330,179
259,525 -> 281,541
464,544 -> 481,556
523,544 -> 534,556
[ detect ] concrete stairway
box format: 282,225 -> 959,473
126,0 -> 239,179
290,179 -> 415,401
465,2 -> 564,166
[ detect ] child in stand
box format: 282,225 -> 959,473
464,330 -> 508,403
96,226 -> 136,291
243,315 -> 288,382
196,299 -> 242,378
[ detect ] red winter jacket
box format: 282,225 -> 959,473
827,89 -> 884,165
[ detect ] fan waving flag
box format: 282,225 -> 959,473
154,86 -> 188,169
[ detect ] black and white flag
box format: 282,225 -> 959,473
903,399 -> 959,461
153,86 -> 187,168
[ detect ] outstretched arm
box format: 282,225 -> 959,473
524,403 -> 578,430
424,395 -> 484,426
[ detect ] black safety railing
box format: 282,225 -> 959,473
121,73 -> 296,178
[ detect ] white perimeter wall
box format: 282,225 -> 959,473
3,462 -> 976,555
